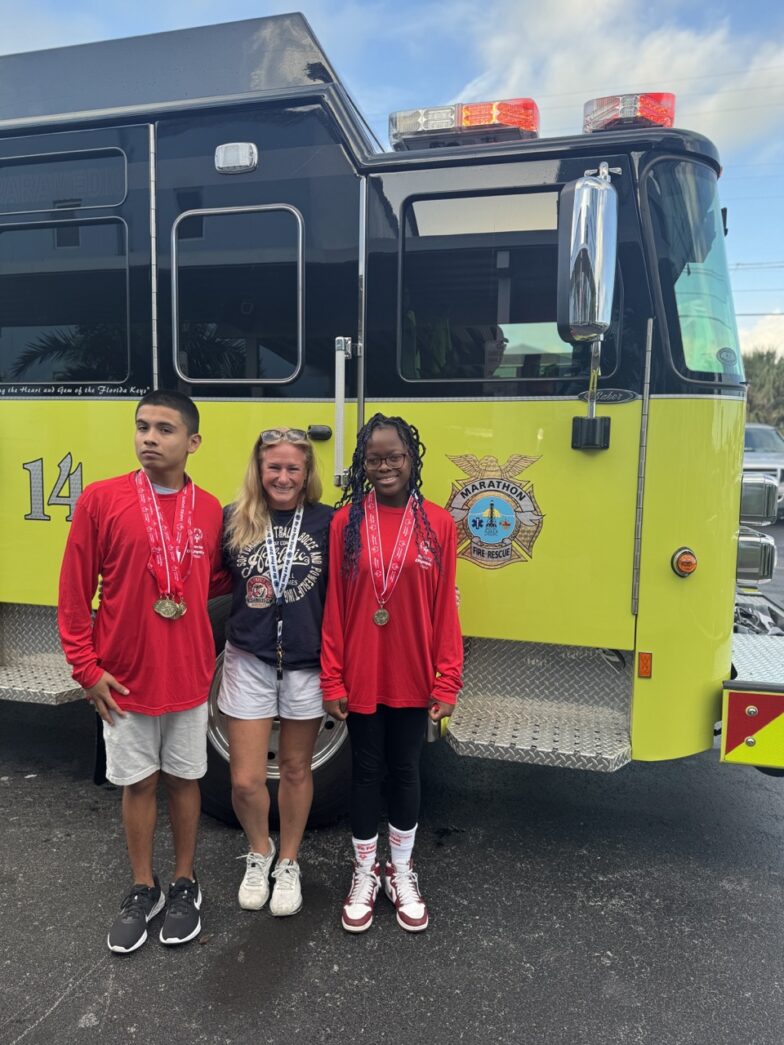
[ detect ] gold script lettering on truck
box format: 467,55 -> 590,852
1,13 -> 781,823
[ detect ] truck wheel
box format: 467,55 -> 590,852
199,598 -> 351,828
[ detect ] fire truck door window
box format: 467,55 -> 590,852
0,219 -> 129,383
173,207 -> 300,382
400,191 -> 618,383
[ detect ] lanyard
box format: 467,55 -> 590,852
263,504 -> 304,677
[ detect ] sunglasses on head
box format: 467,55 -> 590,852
259,428 -> 309,445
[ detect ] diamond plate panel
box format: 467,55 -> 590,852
0,604 -> 64,658
462,639 -> 631,706
446,640 -> 632,772
732,634 -> 784,685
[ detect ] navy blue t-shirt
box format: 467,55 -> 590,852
223,501 -> 333,670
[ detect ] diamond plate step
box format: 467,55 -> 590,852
446,694 -> 631,771
0,654 -> 81,704
0,604 -> 82,704
446,639 -> 632,772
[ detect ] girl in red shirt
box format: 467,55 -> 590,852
321,413 -> 463,932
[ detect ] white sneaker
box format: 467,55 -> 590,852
237,842 -> 276,910
270,859 -> 303,917
341,861 -> 381,933
383,860 -> 429,932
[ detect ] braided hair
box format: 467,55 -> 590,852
338,413 -> 442,578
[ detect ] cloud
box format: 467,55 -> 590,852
453,0 -> 784,159
739,314 -> 784,357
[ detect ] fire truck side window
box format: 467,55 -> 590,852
173,207 -> 300,382
0,150 -> 125,216
399,191 -> 615,383
0,219 -> 129,383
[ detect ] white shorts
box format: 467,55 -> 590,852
102,703 -> 209,786
217,641 -> 324,721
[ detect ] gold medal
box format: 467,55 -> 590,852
373,607 -> 390,626
153,597 -> 179,619
173,600 -> 187,618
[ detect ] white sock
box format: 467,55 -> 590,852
388,823 -> 417,871
352,835 -> 378,870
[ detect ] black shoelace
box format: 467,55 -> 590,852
120,886 -> 153,919
167,882 -> 195,915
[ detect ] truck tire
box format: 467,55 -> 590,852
199,596 -> 351,828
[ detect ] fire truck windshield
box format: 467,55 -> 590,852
645,159 -> 743,382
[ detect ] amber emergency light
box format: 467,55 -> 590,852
389,98 -> 539,150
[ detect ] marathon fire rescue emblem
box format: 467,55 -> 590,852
445,453 -> 544,569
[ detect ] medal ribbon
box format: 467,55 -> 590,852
135,470 -> 195,602
364,491 -> 415,610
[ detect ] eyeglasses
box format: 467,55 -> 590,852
364,451 -> 408,470
260,428 -> 308,444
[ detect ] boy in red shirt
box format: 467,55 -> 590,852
58,390 -> 227,953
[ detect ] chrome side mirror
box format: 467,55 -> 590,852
557,163 -> 618,344
558,162 -> 619,451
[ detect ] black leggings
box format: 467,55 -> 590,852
346,705 -> 428,839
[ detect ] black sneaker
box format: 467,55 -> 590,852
159,876 -> 202,946
107,875 -> 165,954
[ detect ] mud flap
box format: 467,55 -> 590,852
721,683 -> 784,771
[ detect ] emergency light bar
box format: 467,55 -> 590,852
583,92 -> 675,133
389,98 -> 540,151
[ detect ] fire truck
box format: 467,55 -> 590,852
1,13 -> 781,823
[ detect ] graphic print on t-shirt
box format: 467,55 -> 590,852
246,575 -> 274,608
236,523 -> 324,610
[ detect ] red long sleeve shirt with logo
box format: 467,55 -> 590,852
58,472 -> 229,715
320,497 -> 463,713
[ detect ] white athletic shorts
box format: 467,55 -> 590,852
102,702 -> 209,786
217,641 -> 324,721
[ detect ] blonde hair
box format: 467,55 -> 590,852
224,431 -> 322,552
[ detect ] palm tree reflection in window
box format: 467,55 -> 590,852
10,323 -> 246,382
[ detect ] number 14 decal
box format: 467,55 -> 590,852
23,455 -> 83,521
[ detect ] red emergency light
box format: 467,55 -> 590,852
583,92 -> 676,133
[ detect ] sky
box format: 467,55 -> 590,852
2,0 -> 783,356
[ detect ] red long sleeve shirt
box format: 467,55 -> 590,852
57,472 -> 228,715
320,497 -> 463,713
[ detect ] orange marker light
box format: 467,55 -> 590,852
638,652 -> 653,678
671,547 -> 698,577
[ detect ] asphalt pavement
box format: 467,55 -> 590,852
2,692 -> 784,1045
